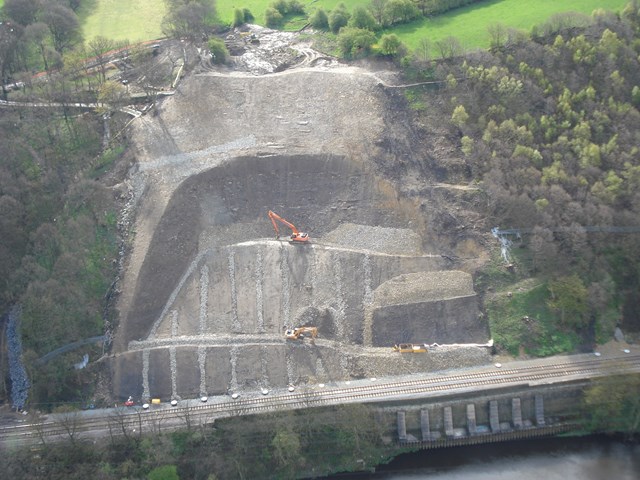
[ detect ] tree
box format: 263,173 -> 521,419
547,274 -> 589,329
350,6 -> 378,31
53,405 -> 81,446
88,36 -> 116,83
264,7 -> 283,28
451,104 -> 469,128
488,22 -> 508,50
161,1 -> 213,42
243,8 -> 255,22
435,35 -> 462,60
379,33 -> 404,57
233,8 -> 245,27
415,37 -> 431,63
584,373 -> 640,436
4,0 -> 40,26
271,429 -> 301,467
329,3 -> 351,34
337,26 -> 376,57
0,21 -> 23,100
208,37 -> 228,64
310,8 -> 329,30
368,0 -> 388,27
42,2 -> 82,53
384,0 -> 419,25
288,0 -> 305,15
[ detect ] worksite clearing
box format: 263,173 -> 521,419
111,26 -> 492,402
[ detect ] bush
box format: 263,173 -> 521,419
272,0 -> 288,15
379,33 -> 404,56
310,8 -> 329,30
208,37 -> 229,64
233,8 -> 245,27
329,3 -> 351,34
265,7 -> 283,28
243,8 -> 255,23
288,0 -> 305,15
337,27 -> 376,58
349,6 -> 378,31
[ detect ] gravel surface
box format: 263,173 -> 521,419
373,270 -> 474,306
323,223 -> 423,255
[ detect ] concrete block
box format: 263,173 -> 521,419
489,400 -> 500,432
420,409 -> 431,441
467,404 -> 477,435
444,406 -> 454,438
512,397 -> 523,429
397,411 -> 407,441
535,394 -> 545,426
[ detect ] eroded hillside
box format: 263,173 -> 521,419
112,27 -> 491,401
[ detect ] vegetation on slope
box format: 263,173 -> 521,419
0,404 -> 394,479
403,5 -> 640,355
0,1 -> 137,408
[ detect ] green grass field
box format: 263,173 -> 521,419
79,0 -> 167,42
63,0 -> 632,46
390,0 -> 629,51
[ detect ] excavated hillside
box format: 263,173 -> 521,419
112,27 -> 492,401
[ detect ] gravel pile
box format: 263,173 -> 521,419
6,305 -> 30,410
323,223 -> 422,255
373,270 -> 474,306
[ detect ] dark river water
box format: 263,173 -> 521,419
332,436 -> 640,479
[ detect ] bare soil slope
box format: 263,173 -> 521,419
112,27 -> 491,401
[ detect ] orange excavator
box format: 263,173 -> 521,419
285,326 -> 318,344
268,210 -> 310,243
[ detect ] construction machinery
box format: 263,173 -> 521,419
393,343 -> 428,353
285,326 -> 318,343
268,210 -> 310,243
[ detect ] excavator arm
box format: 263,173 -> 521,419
268,210 -> 310,243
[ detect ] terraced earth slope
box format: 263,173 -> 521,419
112,27 -> 491,401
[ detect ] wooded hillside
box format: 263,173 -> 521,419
409,5 -> 640,351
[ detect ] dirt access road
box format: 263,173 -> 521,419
111,26 -> 491,401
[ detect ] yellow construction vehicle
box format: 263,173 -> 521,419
268,210 -> 310,244
393,343 -> 427,353
285,326 -> 318,343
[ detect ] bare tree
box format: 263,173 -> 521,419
487,23 -> 508,51
88,36 -> 117,84
53,407 -> 81,446
435,36 -> 463,61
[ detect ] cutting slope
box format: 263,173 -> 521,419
112,35 -> 491,401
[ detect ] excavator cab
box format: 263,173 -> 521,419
268,210 -> 310,244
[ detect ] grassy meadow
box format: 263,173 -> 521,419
74,0 -> 630,50
79,0 -> 167,42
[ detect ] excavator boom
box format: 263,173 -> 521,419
268,210 -> 310,243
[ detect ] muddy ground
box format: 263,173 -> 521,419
111,26 -> 493,401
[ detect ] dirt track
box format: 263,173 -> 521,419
112,27 -> 491,401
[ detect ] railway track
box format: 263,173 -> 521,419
2,353 -> 639,446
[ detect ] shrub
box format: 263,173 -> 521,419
337,26 -> 376,58
329,3 -> 351,34
265,7 -> 283,28
233,8 -> 245,27
288,0 -> 305,15
349,6 -> 377,31
379,33 -> 404,56
310,8 -> 329,30
243,8 -> 255,23
208,37 -> 229,64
